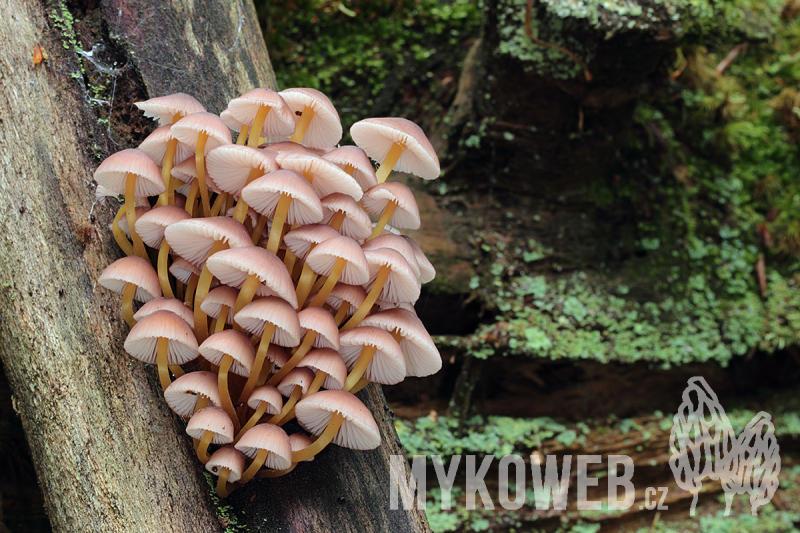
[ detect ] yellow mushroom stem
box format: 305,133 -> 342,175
233,167 -> 264,222
256,354 -> 273,387
238,323 -> 277,403
368,201 -> 398,241
307,258 -> 346,308
157,138 -> 179,206
184,273 -> 199,308
216,468 -> 234,498
193,240 -> 229,342
309,274 -> 328,297
330,211 -> 346,231
278,371 -> 327,426
267,331 -> 316,386
194,132 -> 212,217
236,124 -> 250,146
240,448 -> 270,483
268,386 -> 302,425
124,172 -> 148,259
340,265 -> 391,331
176,280 -> 185,301
217,354 -> 241,435
247,105 -> 270,149
170,365 -> 185,379
305,370 -> 327,397
292,412 -> 344,462
157,240 -> 174,298
234,274 -> 262,317
112,206 -> 135,256
195,429 -> 215,463
250,215 -> 268,245
290,106 -> 315,144
375,142 -> 405,184
157,337 -> 172,391
333,304 -> 350,326
184,180 -> 199,216
294,263 -> 319,308
343,345 -> 377,391
347,378 -> 371,395
235,401 -> 270,442
213,306 -> 230,334
258,463 -> 298,478
121,282 -> 137,328
191,395 -> 210,448
209,193 -> 228,217
266,193 -> 292,254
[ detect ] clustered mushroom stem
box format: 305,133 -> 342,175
333,304 -> 350,326
294,263 -> 318,309
330,211 -> 346,231
267,331 -> 316,386
259,463 -> 297,478
367,201 -> 398,241
233,276 -> 262,329
290,106 -> 315,144
191,395 -> 210,448
233,167 -> 263,222
343,345 -> 378,391
341,265 -> 391,331
236,124 -> 250,146
216,468 -> 233,498
194,132 -> 212,217
124,172 -> 149,259
157,138 -> 179,207
305,371 -> 327,397
292,412 -> 345,462
184,180 -> 200,216
375,142 -> 405,184
184,273 -> 199,308
238,322 -> 277,403
240,448 -> 270,484
268,386 -> 302,425
235,401 -> 269,442
169,365 -> 185,378
284,247 -> 297,273
307,258 -> 345,308
348,378 -> 371,395
309,274 -> 328,296
266,193 -> 292,254
195,429 -> 215,463
193,240 -> 229,342
247,106 -> 270,148
157,240 -> 174,298
250,215 -> 268,245
157,337 -> 172,391
213,306 -> 229,334
121,282 -> 138,327
112,207 -> 135,256
217,355 -> 241,434
209,193 -> 228,217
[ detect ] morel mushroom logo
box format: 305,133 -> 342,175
669,377 -> 780,516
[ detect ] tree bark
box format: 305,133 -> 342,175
0,1 -> 429,531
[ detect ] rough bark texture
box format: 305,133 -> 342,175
0,1 -> 428,531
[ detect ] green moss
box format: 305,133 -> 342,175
203,472 -> 248,532
493,0 -> 784,80
257,0 -> 481,131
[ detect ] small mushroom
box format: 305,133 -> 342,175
339,326 -> 405,392
206,446 -> 245,498
235,385 -> 283,442
98,256 -> 161,327
235,423 -> 292,483
199,330 -> 255,433
187,406 -> 234,463
267,307 -> 339,386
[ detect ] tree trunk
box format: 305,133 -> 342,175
0,1 -> 429,531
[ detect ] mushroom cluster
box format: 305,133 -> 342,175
95,89 -> 442,498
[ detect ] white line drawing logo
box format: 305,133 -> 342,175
669,377 -> 780,516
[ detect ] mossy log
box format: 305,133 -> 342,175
0,1 -> 428,531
